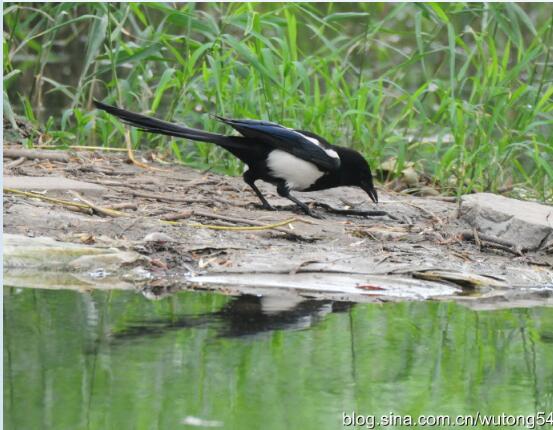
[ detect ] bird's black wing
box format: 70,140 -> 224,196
214,116 -> 341,172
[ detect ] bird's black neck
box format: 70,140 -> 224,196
335,147 -> 364,186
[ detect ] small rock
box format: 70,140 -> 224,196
69,251 -> 145,271
401,167 -> 419,187
417,186 -> 440,197
459,193 -> 553,251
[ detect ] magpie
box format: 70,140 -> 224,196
93,100 -> 378,217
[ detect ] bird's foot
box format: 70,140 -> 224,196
261,203 -> 276,211
250,201 -> 276,211
301,207 -> 325,219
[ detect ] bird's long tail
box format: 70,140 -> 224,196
93,100 -> 245,149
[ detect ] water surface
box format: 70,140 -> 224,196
4,287 -> 553,429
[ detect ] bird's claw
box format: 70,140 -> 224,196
248,201 -> 276,211
260,203 -> 276,211
303,209 -> 324,219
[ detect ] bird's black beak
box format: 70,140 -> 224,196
361,183 -> 378,203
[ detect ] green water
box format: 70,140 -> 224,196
3,287 -> 553,430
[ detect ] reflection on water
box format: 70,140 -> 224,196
4,287 -> 553,430
117,294 -> 355,340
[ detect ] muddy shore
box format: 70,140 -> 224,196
3,145 -> 553,310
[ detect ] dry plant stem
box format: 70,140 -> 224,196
430,196 -> 458,203
402,201 -> 441,223
69,165 -> 135,176
4,148 -> 70,162
104,202 -> 138,210
159,210 -> 194,221
472,228 -> 482,251
211,196 -> 249,207
5,157 -> 26,169
124,129 -> 167,172
193,209 -> 288,226
131,190 -> 218,204
188,217 -> 299,231
161,209 -> 305,236
289,260 -> 322,275
38,145 -> 129,152
181,177 -> 220,191
5,187 -> 124,218
129,189 -> 245,208
69,191 -> 126,217
4,187 -> 92,214
460,231 -> 524,255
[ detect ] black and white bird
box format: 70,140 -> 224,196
93,100 -> 378,217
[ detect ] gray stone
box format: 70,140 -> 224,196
4,175 -> 105,195
3,233 -> 145,271
3,234 -> 151,291
459,193 -> 553,251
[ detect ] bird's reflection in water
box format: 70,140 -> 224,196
113,294 -> 355,341
217,294 -> 354,338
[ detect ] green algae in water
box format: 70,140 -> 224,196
4,287 -> 553,430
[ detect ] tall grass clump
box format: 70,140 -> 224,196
4,3 -> 553,201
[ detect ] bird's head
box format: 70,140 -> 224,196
339,148 -> 378,203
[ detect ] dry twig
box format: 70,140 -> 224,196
460,231 -> 525,255
161,208 -> 310,238
402,201 -> 441,223
4,148 -> 69,162
4,187 -> 92,214
188,217 -> 299,231
38,145 -> 128,152
124,129 -> 167,172
104,202 -> 138,210
69,191 -> 126,217
5,157 -> 26,169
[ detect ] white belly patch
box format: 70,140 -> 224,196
266,150 -> 324,190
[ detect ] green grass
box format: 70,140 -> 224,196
3,3 -> 553,201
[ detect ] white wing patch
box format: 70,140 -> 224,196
267,150 -> 324,191
302,134 -> 322,146
296,132 -> 340,160
324,148 -> 339,159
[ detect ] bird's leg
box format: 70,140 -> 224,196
276,183 -> 323,219
243,171 -> 275,210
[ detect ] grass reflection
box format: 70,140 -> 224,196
4,287 -> 553,429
